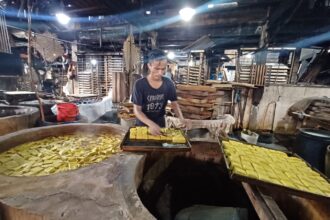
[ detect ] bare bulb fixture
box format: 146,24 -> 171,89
179,7 -> 196,22
56,13 -> 71,25
91,59 -> 98,66
167,52 -> 175,60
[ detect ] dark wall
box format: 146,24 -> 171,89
0,52 -> 23,76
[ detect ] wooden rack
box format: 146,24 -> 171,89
179,52 -> 205,85
77,54 -> 124,96
238,64 -> 290,86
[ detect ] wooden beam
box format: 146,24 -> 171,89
177,84 -> 216,93
242,183 -> 287,220
289,48 -> 301,84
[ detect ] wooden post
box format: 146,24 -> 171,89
187,53 -> 191,85
27,0 -> 34,91
235,49 -> 240,82
105,56 -> 108,95
243,88 -> 253,129
198,52 -> 203,85
289,48 -> 301,84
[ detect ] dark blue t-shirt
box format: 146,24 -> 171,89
131,77 -> 177,127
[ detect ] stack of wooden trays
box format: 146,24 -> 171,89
176,84 -> 218,120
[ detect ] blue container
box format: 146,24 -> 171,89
295,129 -> 330,173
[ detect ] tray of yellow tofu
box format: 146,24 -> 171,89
220,139 -> 330,201
121,127 -> 191,152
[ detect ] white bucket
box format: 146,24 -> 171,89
241,131 -> 259,145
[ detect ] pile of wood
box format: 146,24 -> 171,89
176,85 -> 218,120
305,100 -> 330,121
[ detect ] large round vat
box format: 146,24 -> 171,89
0,105 -> 39,136
0,124 -> 155,220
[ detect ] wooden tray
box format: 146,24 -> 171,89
219,139 -> 330,202
121,130 -> 192,152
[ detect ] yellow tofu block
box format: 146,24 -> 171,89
172,135 -> 186,144
295,184 -> 308,191
233,167 -> 246,176
129,132 -> 136,139
147,135 -> 158,141
29,167 -> 43,175
245,169 -> 259,179
280,180 -> 297,189
229,161 -> 242,170
136,134 -> 144,140
160,135 -> 167,141
307,187 -> 324,196
137,127 -> 148,134
154,135 -> 161,141
228,155 -> 240,163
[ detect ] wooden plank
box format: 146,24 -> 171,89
309,106 -> 330,113
178,100 -> 214,108
313,102 -> 330,107
205,80 -> 255,88
182,112 -> 212,120
261,102 -> 276,131
176,84 -> 216,92
250,65 -> 256,84
242,183 -> 287,220
242,89 -> 253,129
258,191 -> 287,220
177,90 -> 214,97
180,105 -> 213,115
211,84 -> 233,89
178,93 -> 220,100
178,97 -> 215,104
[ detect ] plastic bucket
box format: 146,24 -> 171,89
295,129 -> 330,173
241,131 -> 259,145
39,115 -> 88,126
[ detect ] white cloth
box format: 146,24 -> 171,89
78,96 -> 113,122
166,115 -> 235,137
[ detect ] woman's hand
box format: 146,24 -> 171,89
148,123 -> 162,136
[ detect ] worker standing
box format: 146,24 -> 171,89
132,49 -> 188,135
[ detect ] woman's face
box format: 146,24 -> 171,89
148,60 -> 167,81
